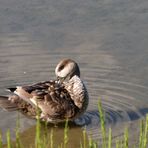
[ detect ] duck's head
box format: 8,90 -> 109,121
55,59 -> 80,82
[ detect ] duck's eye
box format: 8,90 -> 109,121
58,64 -> 65,71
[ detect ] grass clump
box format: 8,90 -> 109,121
139,115 -> 148,148
0,100 -> 148,148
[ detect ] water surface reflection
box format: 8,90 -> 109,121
0,0 -> 148,146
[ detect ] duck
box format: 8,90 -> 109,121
0,59 -> 89,123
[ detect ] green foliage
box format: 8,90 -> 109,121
139,115 -> 148,148
83,128 -> 86,148
88,136 -> 98,148
0,100 -> 148,148
50,129 -> 53,148
63,119 -> 69,148
15,115 -> 21,148
143,114 -> 148,148
0,131 -> 2,148
35,116 -> 41,148
6,130 -> 11,148
123,128 -> 128,148
115,139 -> 119,148
108,128 -> 112,148
98,100 -> 106,148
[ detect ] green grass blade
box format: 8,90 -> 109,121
0,132 -> 2,148
88,136 -> 92,148
15,115 -> 22,148
98,100 -> 106,148
63,119 -> 69,148
120,139 -> 123,148
108,128 -> 112,148
50,129 -> 54,148
35,104 -> 45,148
80,141 -> 83,148
139,120 -> 144,148
143,114 -> 148,148
93,142 -> 97,148
35,115 -> 41,148
123,128 -> 128,148
88,135 -> 98,148
116,139 -> 119,148
83,129 -> 86,148
6,129 -> 11,148
59,143 -> 63,148
16,128 -> 21,148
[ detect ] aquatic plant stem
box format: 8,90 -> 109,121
50,129 -> 54,148
83,128 -> 86,148
35,109 -> 41,148
0,132 -> 2,148
98,100 -> 106,148
124,128 -> 128,148
6,130 -> 11,148
115,139 -> 119,148
15,114 -> 21,148
143,114 -> 148,148
63,119 -> 69,148
108,128 -> 112,148
139,120 -> 144,148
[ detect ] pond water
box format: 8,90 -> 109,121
0,0 -> 148,146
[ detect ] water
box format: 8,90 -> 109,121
0,0 -> 148,146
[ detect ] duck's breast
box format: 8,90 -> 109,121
64,75 -> 89,111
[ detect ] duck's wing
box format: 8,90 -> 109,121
35,89 -> 80,121
7,81 -> 53,94
7,81 -> 54,106
28,82 -> 79,120
6,81 -> 79,120
0,81 -> 55,112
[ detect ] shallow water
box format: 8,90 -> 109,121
0,0 -> 148,146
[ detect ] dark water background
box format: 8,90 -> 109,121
0,0 -> 148,147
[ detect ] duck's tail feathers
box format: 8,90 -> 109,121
0,96 -> 18,111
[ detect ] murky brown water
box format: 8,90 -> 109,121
0,0 -> 148,147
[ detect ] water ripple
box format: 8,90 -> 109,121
0,33 -> 148,144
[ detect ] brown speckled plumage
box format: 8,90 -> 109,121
0,59 -> 89,123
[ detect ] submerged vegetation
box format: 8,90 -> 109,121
0,100 -> 147,148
